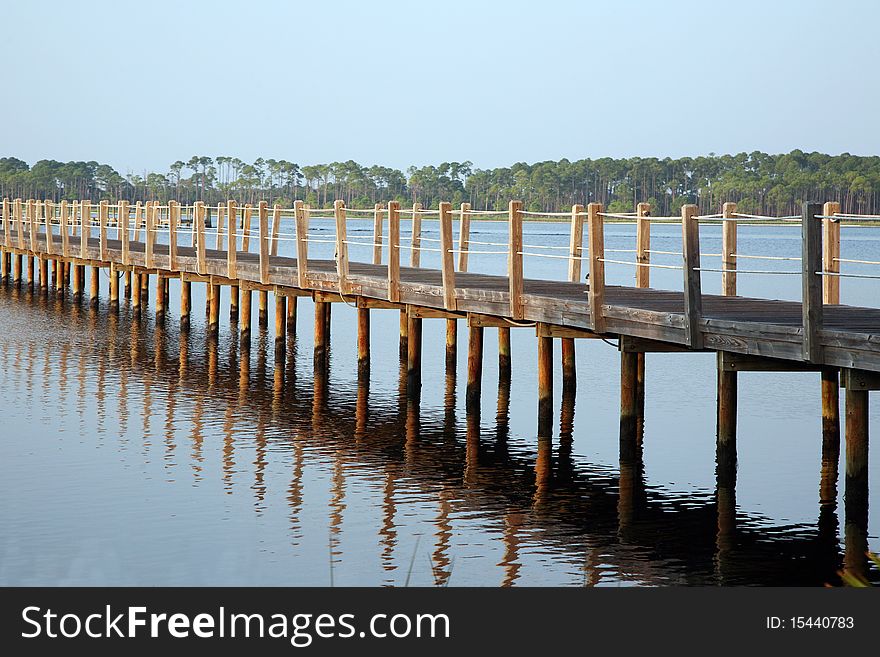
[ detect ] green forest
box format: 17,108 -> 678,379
2,150 -> 879,217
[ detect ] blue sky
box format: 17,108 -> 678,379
2,0 -> 878,175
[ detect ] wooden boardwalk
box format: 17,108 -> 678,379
0,196 -> 876,581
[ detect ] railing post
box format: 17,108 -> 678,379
508,200 -> 524,319
681,204 -> 703,349
822,200 -> 841,304
215,203 -> 226,251
259,200 -> 270,284
802,202 -> 823,362
28,199 -> 36,253
388,200 -> 401,302
15,199 -> 24,249
293,200 -> 308,288
168,200 -> 179,269
410,202 -> 422,267
371,202 -> 384,265
439,201 -> 456,310
99,200 -> 109,261
2,198 -> 9,248
196,201 -> 207,275
587,202 -> 605,333
635,202 -> 651,288
334,199 -> 349,294
241,203 -> 253,252
458,202 -> 471,272
226,200 -> 237,278
721,201 -> 737,296
119,200 -> 129,265
80,200 -> 90,260
132,201 -> 142,242
45,201 -> 55,255
567,204 -> 585,282
144,201 -> 155,268
60,200 -> 70,258
270,203 -> 282,256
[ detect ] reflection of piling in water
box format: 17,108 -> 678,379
714,433 -> 737,584
432,489 -> 453,586
500,510 -> 524,587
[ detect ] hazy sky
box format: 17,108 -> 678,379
3,0 -> 878,175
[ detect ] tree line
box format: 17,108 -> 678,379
2,151 -> 879,217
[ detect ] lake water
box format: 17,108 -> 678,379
0,219 -> 878,586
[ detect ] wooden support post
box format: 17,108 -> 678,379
117,199 -> 129,266
372,202 -> 384,265
230,284 -> 239,321
0,247 -> 6,282
357,306 -> 370,379
1,198 -> 9,251
843,379 -> 869,582
508,200 -> 524,319
587,203 -> 605,333
681,204 -> 703,348
457,202 -> 471,272
109,263 -> 119,308
562,336 -> 576,393
259,290 -> 269,327
60,200 -> 70,259
823,201 -> 841,304
721,202 -> 737,296
274,293 -> 286,360
15,198 -> 24,250
226,200 -> 237,279
141,269 -> 150,305
44,200 -> 55,257
259,200 -> 270,285
334,199 -> 349,294
387,200 -> 400,301
466,325 -> 484,413
14,252 -> 22,284
80,200 -> 90,260
132,201 -> 142,243
399,309 -> 408,361
294,200 -> 308,288
407,315 -> 422,395
71,262 -> 80,298
314,301 -> 328,367
209,284 -> 221,333
270,203 -> 282,257
241,203 -> 253,252
155,270 -> 165,319
632,201 -> 652,421
439,201 -> 457,309
90,266 -> 99,306
717,352 -> 737,447
620,350 -> 639,441
445,318 -> 457,370
132,273 -> 141,312
180,277 -> 191,330
27,199 -> 36,254
537,333 -> 553,432
240,287 -> 252,343
498,326 -> 511,379
287,295 -> 297,333
410,202 -> 422,267
802,202 -> 823,362
144,201 -> 156,269
39,256 -> 48,291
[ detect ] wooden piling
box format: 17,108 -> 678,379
132,273 -> 141,312
230,284 -> 239,321
801,202 -> 823,362
587,203 -> 605,333
13,252 -> 21,284
259,290 -> 268,327
407,316 -> 422,395
287,296 -> 297,333
240,288 -> 252,343
445,318 -> 457,370
537,334 -> 553,433
498,326 -> 511,379
466,325 -> 484,412
843,381 -> 869,582
717,353 -> 737,447
173,275 -> 188,330
821,201 -> 841,453
357,306 -> 370,379
620,350 -> 639,441
90,266 -> 99,306
27,254 -> 34,286
39,256 -> 48,291
314,301 -> 328,367
508,200 -> 524,319
155,271 -> 165,320
109,264 -> 119,309
681,204 -> 703,348
209,284 -> 221,333
399,310 -> 408,361
562,336 -> 576,393
274,294 -> 286,360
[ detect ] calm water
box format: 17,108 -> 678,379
0,220 -> 878,586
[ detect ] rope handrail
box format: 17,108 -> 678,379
730,212 -> 802,221
599,258 -> 683,270
519,251 -> 590,261
818,271 -> 880,280
695,267 -> 800,275
520,210 -> 587,217
834,257 -> 880,266
730,253 -> 801,262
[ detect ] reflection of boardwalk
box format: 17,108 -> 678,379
2,283 -> 866,585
